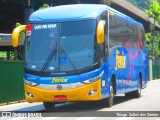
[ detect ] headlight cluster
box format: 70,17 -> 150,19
82,75 -> 100,84
24,79 -> 39,86
82,71 -> 104,84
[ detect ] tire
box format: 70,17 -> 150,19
43,102 -> 55,111
125,77 -> 141,98
102,81 -> 114,107
125,92 -> 133,98
133,78 -> 141,98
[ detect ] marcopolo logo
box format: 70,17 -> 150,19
51,78 -> 67,83
57,85 -> 62,90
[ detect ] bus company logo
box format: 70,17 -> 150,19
57,85 -> 62,90
51,78 -> 67,83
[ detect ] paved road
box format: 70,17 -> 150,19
0,80 -> 160,120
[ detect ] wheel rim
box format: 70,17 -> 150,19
109,84 -> 114,105
138,80 -> 141,95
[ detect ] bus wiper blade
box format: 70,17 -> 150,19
62,48 -> 79,73
41,41 -> 57,72
41,40 -> 58,72
41,48 -> 57,72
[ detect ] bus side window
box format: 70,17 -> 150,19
109,15 -> 125,49
135,27 -> 144,49
130,25 -> 136,48
141,29 -> 145,49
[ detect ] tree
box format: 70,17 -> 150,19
146,32 -> 160,58
145,0 -> 160,58
39,3 -> 50,9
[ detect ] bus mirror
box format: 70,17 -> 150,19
12,25 -> 26,48
97,20 -> 105,44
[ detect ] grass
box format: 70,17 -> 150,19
0,52 -> 6,57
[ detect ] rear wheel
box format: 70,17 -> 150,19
43,102 -> 55,111
125,92 -> 133,98
125,76 -> 141,98
133,77 -> 141,98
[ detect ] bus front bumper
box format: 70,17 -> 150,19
25,80 -> 101,102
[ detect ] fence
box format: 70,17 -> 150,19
0,61 -> 24,104
153,59 -> 160,80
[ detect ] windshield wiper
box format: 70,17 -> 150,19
41,42 -> 57,72
61,47 -> 79,73
41,42 -> 79,73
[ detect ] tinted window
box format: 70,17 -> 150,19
109,14 -> 140,49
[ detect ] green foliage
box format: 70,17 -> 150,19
144,0 -> 160,21
146,32 -> 160,58
39,3 -> 50,9
127,0 -> 160,10
144,0 -> 160,58
15,22 -> 22,27
0,52 -> 6,56
0,52 -> 6,60
145,33 -> 152,56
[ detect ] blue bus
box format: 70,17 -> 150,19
12,4 -> 148,110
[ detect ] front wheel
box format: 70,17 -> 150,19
102,82 -> 114,107
43,102 -> 55,111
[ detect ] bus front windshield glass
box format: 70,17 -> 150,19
25,20 -> 98,73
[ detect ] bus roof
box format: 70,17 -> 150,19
29,4 -> 143,27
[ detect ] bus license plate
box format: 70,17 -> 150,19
54,95 -> 67,101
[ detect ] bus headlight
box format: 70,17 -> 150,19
24,79 -> 39,86
82,76 -> 100,84
82,71 -> 104,84
88,89 -> 97,96
27,92 -> 34,98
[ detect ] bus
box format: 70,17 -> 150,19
12,4 -> 148,110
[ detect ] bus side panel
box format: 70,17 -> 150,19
107,47 -> 126,95
108,13 -> 148,95
107,47 -> 146,95
142,48 -> 148,88
100,63 -> 110,99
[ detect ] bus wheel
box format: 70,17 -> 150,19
125,92 -> 133,98
133,77 -> 141,98
102,82 -> 114,107
43,102 -> 55,111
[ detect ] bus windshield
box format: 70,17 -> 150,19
25,20 -> 98,74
